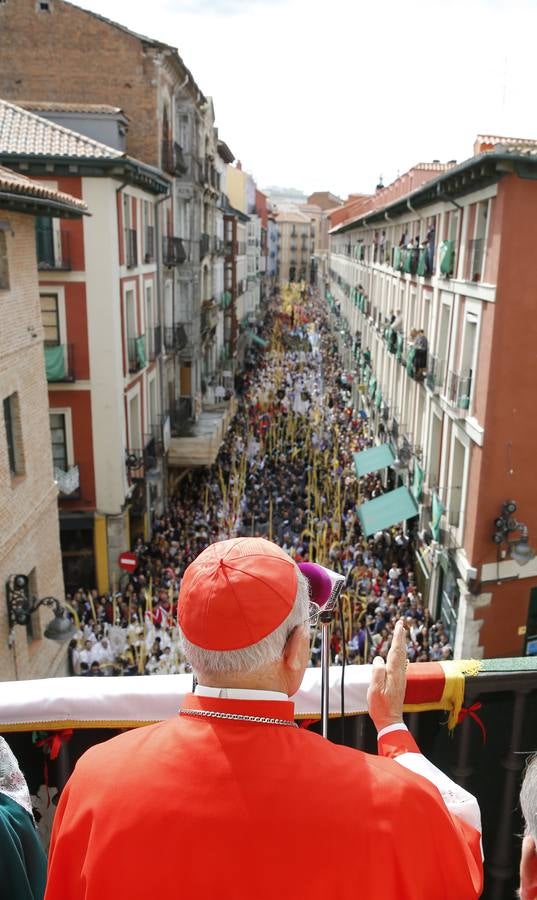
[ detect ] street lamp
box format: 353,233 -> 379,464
6,575 -> 75,641
492,501 -> 536,566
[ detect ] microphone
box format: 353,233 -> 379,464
298,562 -> 345,612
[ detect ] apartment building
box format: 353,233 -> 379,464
328,139 -> 537,659
0,99 -> 170,591
0,0 -> 231,469
0,165 -> 86,679
276,208 -> 316,283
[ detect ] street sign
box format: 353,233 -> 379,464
118,551 -> 138,572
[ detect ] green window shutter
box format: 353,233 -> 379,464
36,216 -> 54,267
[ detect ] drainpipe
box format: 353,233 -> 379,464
154,189 -> 171,509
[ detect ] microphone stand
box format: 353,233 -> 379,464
320,608 -> 334,739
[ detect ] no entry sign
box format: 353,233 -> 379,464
118,551 -> 138,572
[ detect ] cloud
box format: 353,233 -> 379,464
166,0 -> 286,14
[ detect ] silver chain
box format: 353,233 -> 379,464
179,708 -> 298,728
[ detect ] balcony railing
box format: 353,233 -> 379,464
201,302 -> 218,337
162,236 -> 187,266
200,233 -> 210,257
36,224 -> 71,271
125,435 -> 158,482
425,354 -> 445,392
127,334 -> 146,373
44,343 -> 75,382
446,369 -> 472,412
439,239 -> 455,276
125,229 -> 138,268
161,139 -> 188,176
144,225 -> 155,263
164,323 -> 190,352
146,325 -> 162,361
170,396 -> 193,435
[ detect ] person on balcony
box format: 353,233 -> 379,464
413,329 -> 428,380
45,538 -> 483,900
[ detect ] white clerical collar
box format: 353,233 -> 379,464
195,684 -> 288,702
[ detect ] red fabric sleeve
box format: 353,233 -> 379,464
378,728 -> 420,758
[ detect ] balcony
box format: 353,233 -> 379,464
200,233 -> 210,257
127,335 -> 146,374
161,139 -> 188,176
201,302 -> 218,337
0,660 -> 535,899
146,325 -> 162,362
466,237 -> 484,282
446,369 -> 472,412
170,396 -> 193,436
144,226 -> 155,263
426,354 -> 446,392
125,229 -> 138,268
54,463 -> 80,498
164,323 -> 190,353
214,237 -> 225,255
44,343 -> 75,382
125,435 -> 158,483
36,222 -> 71,271
170,395 -> 237,465
162,236 -> 187,266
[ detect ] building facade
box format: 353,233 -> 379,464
0,100 -> 170,591
329,140 -> 537,659
0,165 -> 85,679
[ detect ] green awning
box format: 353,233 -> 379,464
353,444 -> 395,478
247,330 -> 268,348
357,486 -> 419,536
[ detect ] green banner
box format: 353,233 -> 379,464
431,492 -> 445,541
135,335 -> 147,369
44,345 -> 66,381
412,462 -> 424,503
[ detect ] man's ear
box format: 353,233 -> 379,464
283,626 -> 307,672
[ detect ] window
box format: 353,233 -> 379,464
49,412 -> 68,471
40,294 -> 60,345
3,393 -> 24,476
0,231 -> 9,289
448,437 -> 466,528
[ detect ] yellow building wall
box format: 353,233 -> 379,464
227,166 -> 247,213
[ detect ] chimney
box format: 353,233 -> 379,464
236,160 -> 242,170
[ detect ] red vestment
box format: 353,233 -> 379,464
45,694 -> 483,899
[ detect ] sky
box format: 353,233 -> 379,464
74,0 -> 536,199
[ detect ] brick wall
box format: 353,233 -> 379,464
0,211 -> 67,680
0,0 -> 160,166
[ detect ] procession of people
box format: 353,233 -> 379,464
66,283 -> 452,677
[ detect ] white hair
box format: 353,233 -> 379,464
179,569 -> 310,676
521,753 -> 537,841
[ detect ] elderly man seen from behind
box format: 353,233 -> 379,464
45,537 -> 483,900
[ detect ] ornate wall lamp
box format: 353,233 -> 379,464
6,575 -> 75,641
492,501 -> 536,566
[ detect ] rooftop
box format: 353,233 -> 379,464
15,100 -> 128,118
0,98 -> 124,160
0,164 -> 87,215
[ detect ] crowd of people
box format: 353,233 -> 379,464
67,283 -> 453,677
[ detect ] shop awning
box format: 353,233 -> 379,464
357,486 -> 419,536
353,444 -> 395,478
247,330 -> 268,348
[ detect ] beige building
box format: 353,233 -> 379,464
0,166 -> 86,679
276,208 -> 317,283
